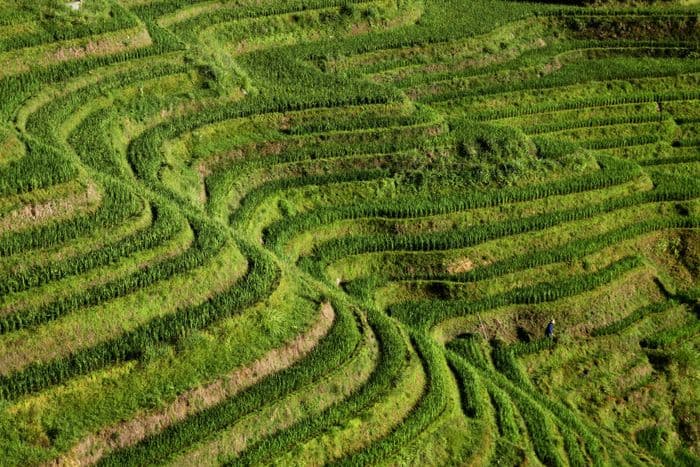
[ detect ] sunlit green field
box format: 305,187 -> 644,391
0,0 -> 697,465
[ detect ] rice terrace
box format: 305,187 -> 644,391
0,0 -> 698,465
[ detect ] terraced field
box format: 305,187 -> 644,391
0,0 -> 698,465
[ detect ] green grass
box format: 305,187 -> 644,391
0,0 -> 697,465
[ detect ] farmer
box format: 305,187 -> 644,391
546,319 -> 555,338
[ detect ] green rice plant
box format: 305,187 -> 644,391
365,216 -> 699,285
0,22 -> 183,121
299,187 -> 682,279
128,0 -> 212,19
458,331 -> 606,465
0,2 -> 138,52
389,40 -> 698,90
127,90 -> 401,184
581,134 -> 664,150
222,307 -> 409,465
591,301 -> 674,336
446,349 -> 490,418
0,200 -> 181,297
282,103 -> 437,136
230,169 -> 392,229
541,9 -> 700,17
421,57 -> 700,104
23,60 -> 191,144
640,319 -> 700,349
489,348 -> 584,466
451,331 -> 610,465
522,112 -> 671,135
206,121 -> 445,174
468,91 -> 700,122
389,255 -> 644,329
0,213 -> 225,334
0,136 -> 77,196
492,340 -> 530,387
509,338 -> 556,356
486,383 -> 520,441
98,298 -> 364,466
446,334 -> 491,371
452,351 -> 567,467
333,330 -> 450,466
0,240 -> 280,400
0,1 -> 697,464
641,154 -> 700,166
0,177 -> 142,257
268,155 -> 641,253
133,0 -> 369,22
205,126 -> 446,220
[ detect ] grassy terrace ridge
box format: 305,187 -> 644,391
0,0 -> 698,465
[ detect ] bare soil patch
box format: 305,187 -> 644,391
0,182 -> 100,235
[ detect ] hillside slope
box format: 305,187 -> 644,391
0,0 -> 698,465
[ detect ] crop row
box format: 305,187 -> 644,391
449,338 -> 605,464
0,20 -> 183,121
230,168 -> 391,230
413,52 -> 695,104
224,308 -> 409,465
389,255 -> 644,329
204,120 -> 445,180
581,134 -> 664,150
448,350 -> 568,466
128,90 -> 402,184
521,112 -> 670,135
168,0 -> 401,44
392,216 -> 699,285
0,240 -> 279,400
0,177 -> 142,257
334,330 -> 450,465
0,214 -> 227,335
503,381 -> 566,466
225,143 -> 452,230
500,380 -> 565,466
282,103 -> 437,136
591,301 -> 674,337
205,124 -> 446,217
98,298 -> 364,465
468,91 -> 700,121
390,41 -> 698,89
294,1 -> 539,62
640,319 -> 700,349
0,136 -> 77,196
133,0 -> 370,21
492,348 -> 605,464
23,60 -> 190,143
540,8 -> 700,18
445,349 -> 489,419
421,57 -> 700,104
266,155 -> 641,252
641,154 -> 700,166
0,199 -> 180,297
0,3 -> 137,53
299,175 -> 699,279
673,138 -> 700,148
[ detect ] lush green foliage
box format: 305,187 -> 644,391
0,0 -> 697,465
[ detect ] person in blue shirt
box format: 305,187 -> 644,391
546,319 -> 555,338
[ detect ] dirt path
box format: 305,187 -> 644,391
50,302 -> 335,466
